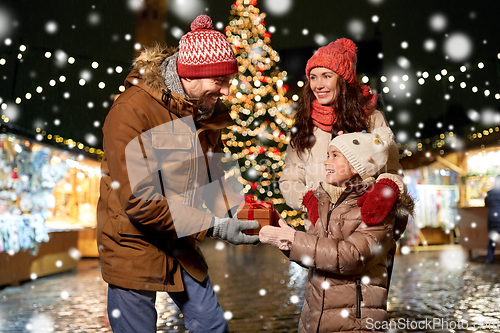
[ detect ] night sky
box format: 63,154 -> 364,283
0,0 -> 498,154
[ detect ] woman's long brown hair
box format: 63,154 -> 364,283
289,76 -> 374,156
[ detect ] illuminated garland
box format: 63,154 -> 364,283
398,125 -> 500,161
0,45 -> 125,158
379,55 -> 500,99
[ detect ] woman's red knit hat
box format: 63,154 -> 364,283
177,15 -> 238,78
305,38 -> 358,84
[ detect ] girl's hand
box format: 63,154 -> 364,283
259,217 -> 296,250
303,190 -> 319,226
357,178 -> 399,225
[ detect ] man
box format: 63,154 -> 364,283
97,15 -> 258,333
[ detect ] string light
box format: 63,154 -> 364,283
399,125 -> 500,160
0,44 -> 126,123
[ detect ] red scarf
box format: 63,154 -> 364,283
310,86 -> 377,133
311,99 -> 336,132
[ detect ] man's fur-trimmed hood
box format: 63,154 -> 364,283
132,44 -> 177,92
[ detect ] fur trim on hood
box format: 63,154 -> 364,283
133,44 -> 177,92
393,192 -> 415,242
395,192 -> 415,217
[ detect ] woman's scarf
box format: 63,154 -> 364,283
310,99 -> 336,132
310,85 -> 377,132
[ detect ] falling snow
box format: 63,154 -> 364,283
60,291 -> 70,300
314,33 -> 328,46
69,248 -> 81,260
170,0 -> 205,23
264,0 -> 293,16
80,69 -> 92,81
45,21 -> 58,34
26,314 -> 54,331
0,6 -> 13,39
424,39 -> 436,52
111,308 -> 121,318
321,281 -> 330,290
127,0 -> 145,12
347,19 -> 365,40
397,56 -> 411,69
88,12 -> 101,26
224,311 -> 233,320
444,32 -> 473,62
54,50 -> 68,68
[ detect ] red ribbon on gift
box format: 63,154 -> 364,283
244,195 -> 273,220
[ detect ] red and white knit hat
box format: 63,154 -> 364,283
177,15 -> 238,78
305,38 -> 357,84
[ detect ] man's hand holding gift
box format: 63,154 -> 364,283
211,216 -> 260,245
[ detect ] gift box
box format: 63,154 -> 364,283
237,195 -> 279,235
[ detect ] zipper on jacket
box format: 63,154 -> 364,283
355,278 -> 363,319
316,285 -> 326,333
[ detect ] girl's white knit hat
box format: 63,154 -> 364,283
329,127 -> 394,180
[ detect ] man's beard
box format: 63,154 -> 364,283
197,93 -> 220,121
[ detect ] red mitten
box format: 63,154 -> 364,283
357,178 -> 399,226
303,190 -> 319,226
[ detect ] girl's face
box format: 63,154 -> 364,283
324,145 -> 357,186
309,67 -> 340,106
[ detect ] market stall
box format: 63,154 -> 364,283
456,146 -> 500,257
402,159 -> 460,246
0,133 -> 100,286
400,138 -> 500,253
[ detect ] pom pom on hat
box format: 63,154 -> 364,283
190,14 -> 213,30
177,15 -> 237,78
336,38 -> 357,54
329,127 -> 394,180
305,37 -> 358,84
371,126 -> 394,143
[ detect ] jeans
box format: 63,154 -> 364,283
107,268 -> 228,333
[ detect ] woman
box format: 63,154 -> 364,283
279,38 -> 406,230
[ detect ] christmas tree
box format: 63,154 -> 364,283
221,0 -> 303,227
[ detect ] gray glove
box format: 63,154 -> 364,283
212,217 -> 260,245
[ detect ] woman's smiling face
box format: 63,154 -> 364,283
309,67 -> 340,106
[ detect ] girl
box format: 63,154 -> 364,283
261,128 -> 414,332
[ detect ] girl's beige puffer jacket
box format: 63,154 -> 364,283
289,182 -> 404,333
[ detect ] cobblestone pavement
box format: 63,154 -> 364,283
1,240 -> 500,332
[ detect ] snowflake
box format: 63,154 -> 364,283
264,0 -> 293,16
